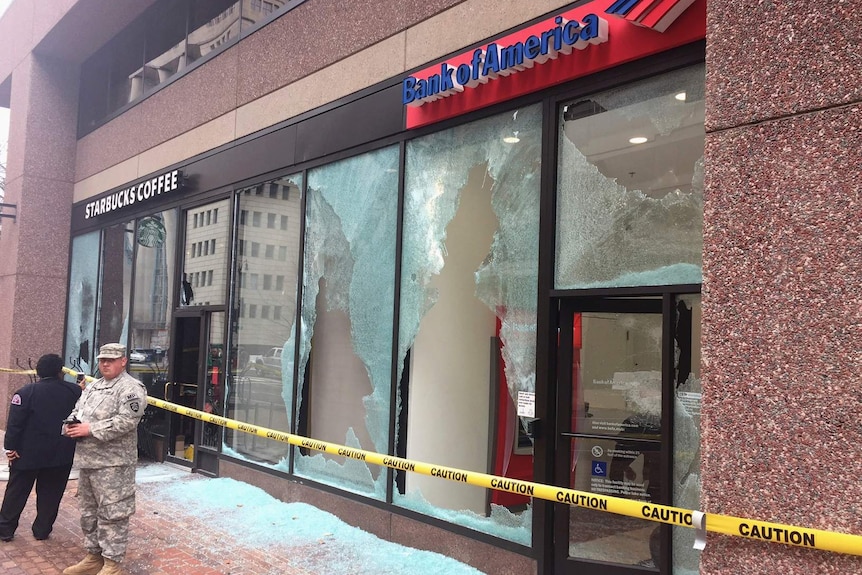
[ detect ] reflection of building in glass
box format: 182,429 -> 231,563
133,213 -> 176,352
183,200 -> 231,307
128,1 -> 286,103
234,177 -> 301,352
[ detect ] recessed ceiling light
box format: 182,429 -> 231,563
504,131 -> 520,144
675,92 -> 686,101
629,136 -> 648,144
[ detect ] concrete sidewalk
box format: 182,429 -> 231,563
0,461 -> 490,575
0,461 -> 363,575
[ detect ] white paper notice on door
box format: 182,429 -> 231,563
517,391 -> 536,418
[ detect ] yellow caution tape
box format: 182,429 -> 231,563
0,367 -> 36,375
706,513 -> 862,556
1,367 -> 96,382
5,365 -> 861,555
146,396 -> 862,556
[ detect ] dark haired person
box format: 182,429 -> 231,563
0,353 -> 82,541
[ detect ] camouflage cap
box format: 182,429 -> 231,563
97,343 -> 127,359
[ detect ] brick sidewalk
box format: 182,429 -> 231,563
0,463 -> 315,575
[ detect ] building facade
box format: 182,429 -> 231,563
0,1 -> 860,574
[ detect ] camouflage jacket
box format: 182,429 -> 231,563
70,370 -> 147,469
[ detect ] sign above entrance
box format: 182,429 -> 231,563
403,0 -> 705,129
402,14 -> 610,109
82,169 -> 185,221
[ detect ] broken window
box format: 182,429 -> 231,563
395,105 -> 542,544
556,64 -> 705,289
293,146 -> 399,499
673,294 -> 701,573
64,231 -> 102,376
95,220 -> 135,358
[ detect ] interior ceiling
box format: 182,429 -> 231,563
564,102 -> 705,197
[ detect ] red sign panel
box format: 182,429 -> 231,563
404,0 -> 705,129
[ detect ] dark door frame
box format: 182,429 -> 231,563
550,288 -> 699,575
167,306 -> 226,470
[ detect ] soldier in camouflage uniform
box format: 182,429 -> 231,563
63,343 -> 147,575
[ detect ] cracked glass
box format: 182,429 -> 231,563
95,220 -> 134,361
395,105 -> 542,544
673,294 -> 701,574
293,146 -> 399,499
555,64 -> 705,289
65,231 -> 102,376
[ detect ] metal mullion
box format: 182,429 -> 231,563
660,292 -> 675,575
386,140 -> 407,504
287,169 -> 309,476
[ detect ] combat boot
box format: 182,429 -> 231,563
95,558 -> 123,575
62,553 -> 104,575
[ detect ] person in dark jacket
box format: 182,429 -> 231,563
0,354 -> 82,541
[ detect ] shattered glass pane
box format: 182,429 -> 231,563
132,210 -> 177,352
395,105 -> 541,543
294,146 -> 399,499
673,295 -> 702,574
555,64 -> 705,289
64,231 -> 101,376
130,209 -> 178,457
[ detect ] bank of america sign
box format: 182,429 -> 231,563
605,0 -> 696,32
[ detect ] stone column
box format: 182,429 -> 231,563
0,53 -> 78,426
702,1 -> 862,572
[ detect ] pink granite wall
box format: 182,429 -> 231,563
702,1 -> 862,572
0,53 -> 78,428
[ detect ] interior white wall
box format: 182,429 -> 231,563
308,279 -> 377,466
405,165 -> 498,514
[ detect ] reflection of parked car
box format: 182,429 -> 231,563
130,350 -> 148,363
129,348 -> 166,363
246,347 -> 283,377
260,347 -> 283,367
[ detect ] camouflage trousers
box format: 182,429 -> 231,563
77,465 -> 136,562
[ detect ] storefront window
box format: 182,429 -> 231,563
226,175 -> 303,465
395,105 -> 541,544
95,221 -> 134,363
555,64 -> 705,289
181,199 -> 231,306
65,231 -> 102,376
294,146 -> 399,499
130,210 -> 178,457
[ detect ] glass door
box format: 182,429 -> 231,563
166,310 -> 226,470
167,315 -> 202,464
554,296 -> 667,575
